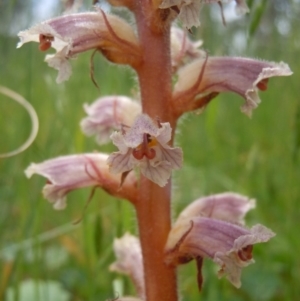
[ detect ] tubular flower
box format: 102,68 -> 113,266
17,9 -> 140,83
107,114 -> 183,187
176,192 -> 256,226
25,153 -> 137,210
165,217 -> 275,288
110,233 -> 145,299
80,96 -> 141,145
174,57 -> 293,116
160,0 -> 249,29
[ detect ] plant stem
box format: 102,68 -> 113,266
133,3 -> 178,301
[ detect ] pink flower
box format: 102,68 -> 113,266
174,56 -> 292,117
165,192 -> 275,288
80,96 -> 141,145
107,114 -> 183,187
165,217 -> 275,288
25,153 -> 137,209
17,9 -> 140,83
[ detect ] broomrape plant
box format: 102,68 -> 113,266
18,0 -> 292,300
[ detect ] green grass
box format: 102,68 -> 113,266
1,2 -> 300,301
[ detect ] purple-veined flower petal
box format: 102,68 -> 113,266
25,153 -> 136,209
165,216 -> 275,287
175,57 -> 292,116
17,10 -> 140,82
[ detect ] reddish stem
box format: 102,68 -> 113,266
133,3 -> 178,301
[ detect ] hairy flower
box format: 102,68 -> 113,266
80,96 -> 141,145
174,56 -> 293,116
165,192 -> 274,288
17,9 -> 140,83
160,0 -> 249,29
176,192 -> 256,225
165,217 -> 275,288
110,233 -> 144,299
25,153 -> 136,209
107,114 -> 183,187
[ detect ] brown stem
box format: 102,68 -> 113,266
133,3 -> 178,301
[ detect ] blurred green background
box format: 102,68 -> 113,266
0,0 -> 299,300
